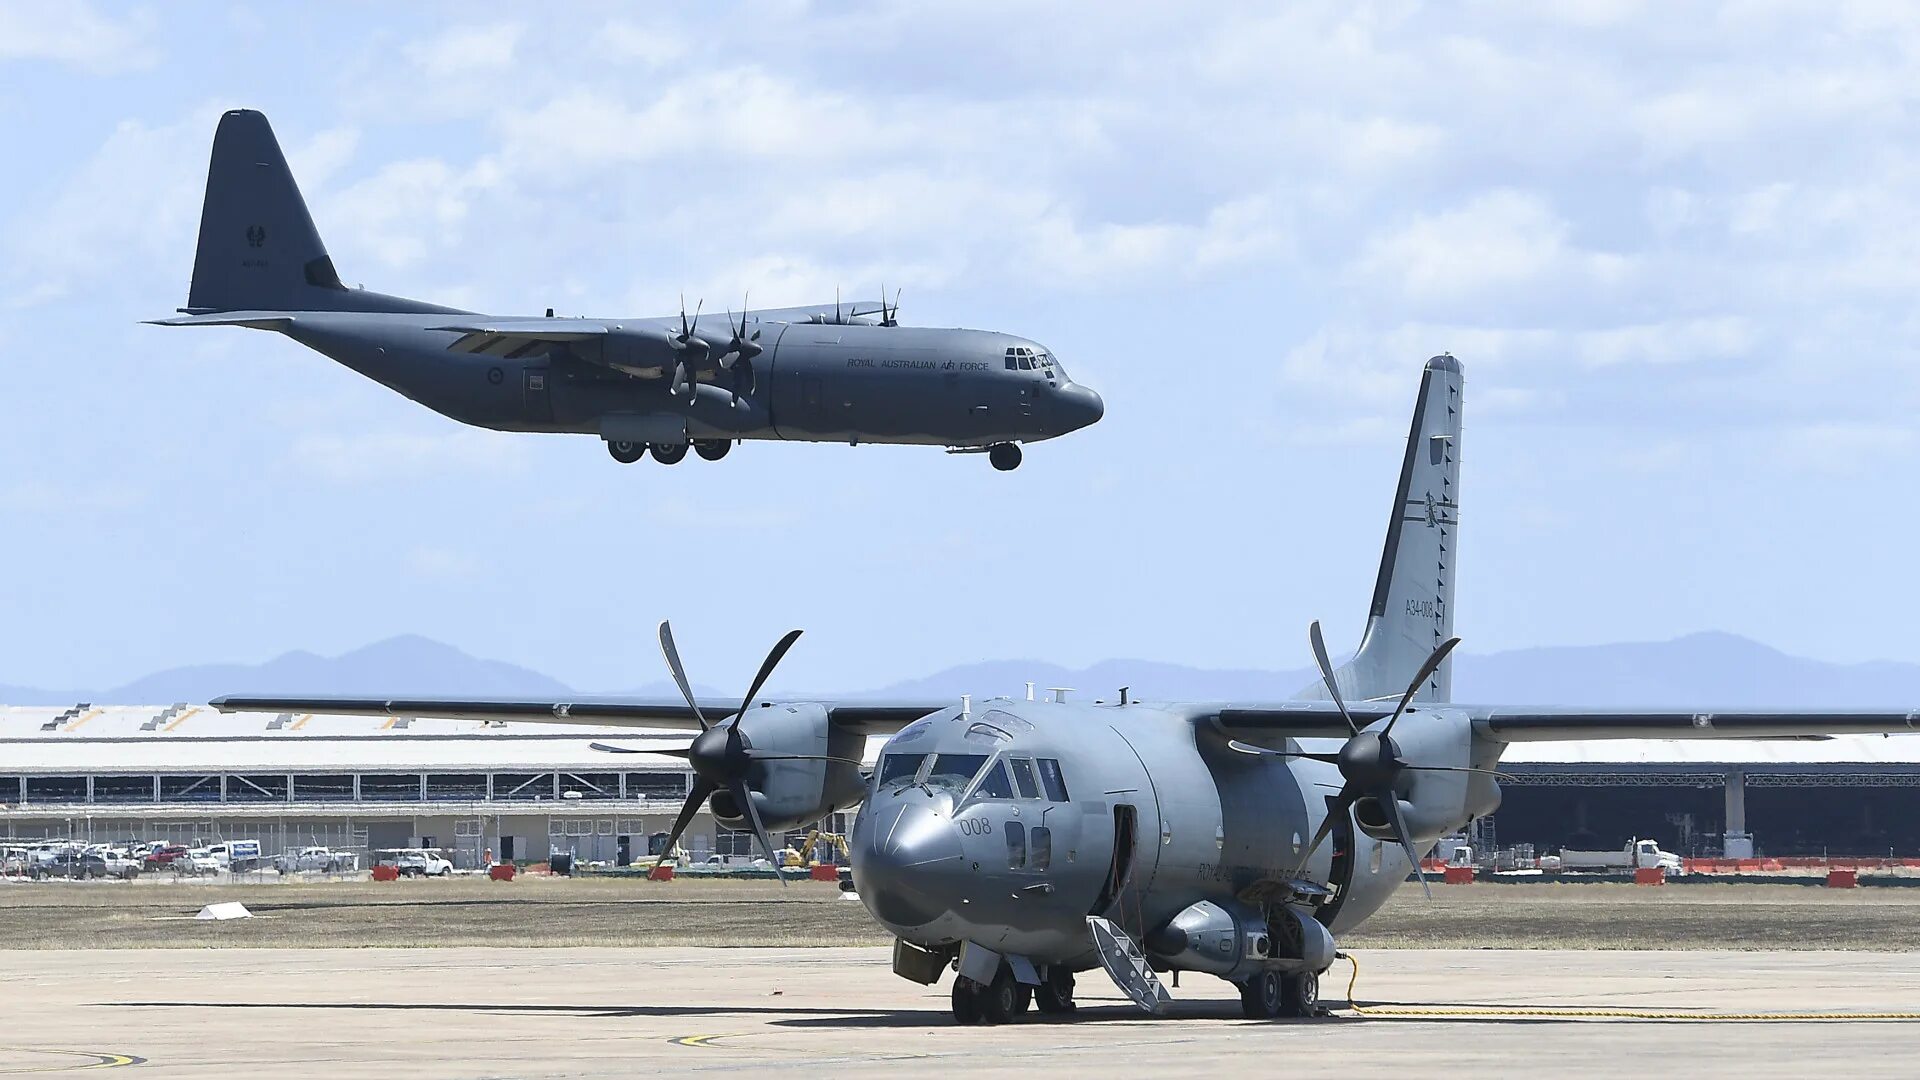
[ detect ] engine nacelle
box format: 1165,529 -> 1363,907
1353,709 -> 1501,845
707,703 -> 865,834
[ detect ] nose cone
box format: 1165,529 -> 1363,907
852,795 -> 965,931
1056,383 -> 1104,431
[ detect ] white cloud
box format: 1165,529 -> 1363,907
0,1 -> 158,73
288,430 -> 529,484
1352,190 -> 1633,305
406,23 -> 525,78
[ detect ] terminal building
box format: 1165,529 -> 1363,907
3,704 -> 1916,862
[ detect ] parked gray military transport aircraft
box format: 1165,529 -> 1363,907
152,110 -> 1103,470
215,355 -> 1919,1024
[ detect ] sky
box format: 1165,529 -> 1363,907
4,1 -> 1920,695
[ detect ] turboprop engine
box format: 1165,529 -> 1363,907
707,702 -> 867,833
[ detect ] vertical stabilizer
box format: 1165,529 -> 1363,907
1331,354 -> 1463,703
186,109 -> 344,313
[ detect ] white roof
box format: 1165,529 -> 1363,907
1501,735 -> 1920,766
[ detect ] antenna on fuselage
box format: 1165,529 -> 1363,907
1119,686 -> 1130,706
1024,682 -> 1035,701
960,694 -> 971,717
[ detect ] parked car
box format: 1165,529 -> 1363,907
33,852 -> 107,879
94,850 -> 141,880
276,846 -> 351,873
381,848 -> 453,878
144,845 -> 192,871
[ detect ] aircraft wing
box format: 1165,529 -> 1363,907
207,694 -> 942,736
1202,700 -> 1920,742
1474,706 -> 1920,742
146,311 -> 298,330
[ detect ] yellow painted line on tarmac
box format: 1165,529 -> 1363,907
162,707 -> 200,733
0,1046 -> 146,1072
380,717 -> 398,730
291,714 -> 312,730
62,709 -> 103,732
668,1033 -> 745,1048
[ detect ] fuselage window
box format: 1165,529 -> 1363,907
1009,758 -> 1041,799
973,761 -> 1015,799
965,722 -> 1013,744
926,753 -> 989,794
877,754 -> 927,787
1005,820 -> 1027,869
1030,825 -> 1052,871
1037,758 -> 1069,801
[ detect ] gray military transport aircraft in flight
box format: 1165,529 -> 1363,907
215,354 -> 1920,1025
152,110 -> 1103,470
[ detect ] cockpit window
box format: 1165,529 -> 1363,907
1009,758 -> 1041,799
965,721 -> 1013,744
925,753 -> 989,794
973,761 -> 1015,799
877,753 -> 927,787
1037,758 -> 1069,801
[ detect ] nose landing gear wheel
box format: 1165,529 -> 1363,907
1035,968 -> 1076,1014
988,442 -> 1022,471
1239,970 -> 1286,1019
978,969 -> 1019,1025
694,439 -> 731,461
607,440 -> 644,464
951,978 -> 982,1025
649,442 -> 689,465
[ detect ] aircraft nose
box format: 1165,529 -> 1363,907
853,796 -> 965,930
1057,383 -> 1104,430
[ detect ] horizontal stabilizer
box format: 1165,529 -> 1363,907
146,311 -> 297,330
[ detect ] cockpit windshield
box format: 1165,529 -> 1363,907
924,753 -> 990,794
1003,345 -> 1064,381
876,753 -> 927,788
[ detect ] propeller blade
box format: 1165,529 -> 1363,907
751,752 -> 868,767
657,620 -> 710,731
1383,794 -> 1433,900
730,780 -> 787,887
1226,740 -> 1341,764
589,741 -> 692,757
1380,636 -> 1461,739
1309,621 -> 1359,736
653,778 -> 717,871
737,629 -> 803,720
1406,764 -> 1514,781
1290,791 -> 1352,879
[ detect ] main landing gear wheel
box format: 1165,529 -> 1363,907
1239,970 -> 1286,1019
988,442 -> 1022,471
607,440 -> 644,464
1035,968 -> 1076,1014
1282,971 -> 1320,1018
649,442 -> 689,465
694,439 -> 731,462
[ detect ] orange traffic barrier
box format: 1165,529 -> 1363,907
1442,866 -> 1475,885
1634,867 -> 1665,886
488,863 -> 516,882
810,864 -> 838,882
1827,869 -> 1858,889
648,865 -> 674,881
371,865 -> 399,882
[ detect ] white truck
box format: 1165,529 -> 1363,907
198,840 -> 263,873
1554,838 -> 1683,875
380,848 -> 454,877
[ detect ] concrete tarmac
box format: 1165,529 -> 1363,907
2,948 -> 1917,1077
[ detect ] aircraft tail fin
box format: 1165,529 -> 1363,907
182,110 -> 452,316
1321,354 -> 1464,704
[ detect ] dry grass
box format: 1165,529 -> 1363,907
4,875 -> 1919,950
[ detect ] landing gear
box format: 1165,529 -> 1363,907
951,968 -> 1027,1025
649,442 -> 688,464
988,442 -> 1022,471
1239,970 -> 1321,1019
1034,968 -> 1076,1014
1239,970 -> 1286,1019
694,439 -> 731,462
607,440 -> 644,464
1283,970 -> 1320,1017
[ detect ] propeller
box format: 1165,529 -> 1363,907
878,284 -> 901,327
645,621 -> 855,885
719,295 -> 762,405
667,294 -> 708,396
1267,624 -> 1462,899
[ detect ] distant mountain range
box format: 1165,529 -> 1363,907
5,630 -> 1920,708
